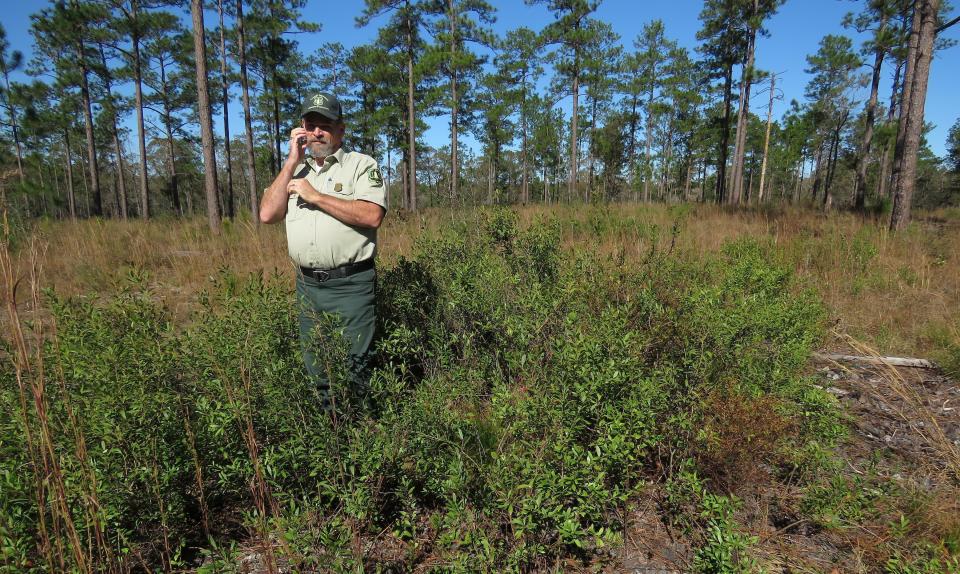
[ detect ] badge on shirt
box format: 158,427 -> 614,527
334,183 -> 343,192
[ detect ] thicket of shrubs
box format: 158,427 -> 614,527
1,209 -> 843,572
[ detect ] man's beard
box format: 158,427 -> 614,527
310,139 -> 337,158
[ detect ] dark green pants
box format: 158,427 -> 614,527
296,267 -> 376,411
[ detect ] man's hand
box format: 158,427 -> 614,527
287,178 -> 321,204
289,179 -> 385,228
286,127 -> 309,167
261,128 -> 309,224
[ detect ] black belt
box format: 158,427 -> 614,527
299,258 -> 374,283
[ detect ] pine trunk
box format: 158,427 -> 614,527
131,1 -> 150,219
715,63 -> 733,203
99,45 -> 128,220
158,56 -> 181,216
628,94 -> 638,202
448,0 -> 459,202
570,70 -> 579,202
521,93 -> 529,203
78,49 -> 101,216
644,86 -> 653,202
757,73 -> 775,203
64,131 -> 76,220
111,128 -> 128,220
729,27 -> 756,206
854,14 -> 887,211
217,0 -> 234,219
235,0 -> 258,222
878,58 -> 903,200
405,2 -> 418,212
890,0 -> 939,230
191,0 -> 221,233
889,1 -> 921,206
588,95 -> 597,198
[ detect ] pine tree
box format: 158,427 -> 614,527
142,17 -> 193,215
845,0 -> 898,210
727,0 -> 784,206
697,0 -> 749,203
246,0 -> 318,174
427,0 -> 495,203
529,0 -> 601,202
104,0 -> 168,218
804,34 -> 862,210
578,21 -> 620,200
497,27 -> 543,204
32,0 -> 110,216
234,0 -> 259,221
94,42 -> 130,219
358,0 -> 436,212
632,20 -> 675,202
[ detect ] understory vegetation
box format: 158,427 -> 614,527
2,206 -> 959,572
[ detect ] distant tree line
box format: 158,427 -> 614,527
0,0 -> 956,232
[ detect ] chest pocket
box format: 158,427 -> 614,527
325,178 -> 355,197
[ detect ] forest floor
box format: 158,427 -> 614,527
613,346 -> 959,573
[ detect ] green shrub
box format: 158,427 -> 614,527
1,214 -> 841,571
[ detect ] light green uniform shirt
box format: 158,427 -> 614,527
285,147 -> 386,269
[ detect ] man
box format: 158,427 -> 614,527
260,92 -> 386,412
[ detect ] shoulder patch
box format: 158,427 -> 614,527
367,168 -> 384,187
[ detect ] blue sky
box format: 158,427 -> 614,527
3,0 -> 958,157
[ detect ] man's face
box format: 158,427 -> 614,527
301,113 -> 345,158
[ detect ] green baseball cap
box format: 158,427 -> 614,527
301,92 -> 342,121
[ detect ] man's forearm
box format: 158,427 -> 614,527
300,193 -> 385,228
259,161 -> 298,224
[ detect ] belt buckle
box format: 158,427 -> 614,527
315,269 -> 330,282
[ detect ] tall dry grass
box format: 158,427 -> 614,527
13,203 -> 960,360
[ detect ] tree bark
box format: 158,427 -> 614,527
191,0 -> 221,233
64,131 -> 76,220
758,73 -> 775,203
643,85 -> 653,202
99,45 -> 128,220
448,0 -> 459,203
729,25 -> 756,206
889,0 -> 921,211
235,0 -> 258,222
628,93 -> 638,202
811,141 -> 825,202
129,0 -> 150,219
588,94 -> 597,198
890,0 -> 939,231
854,13 -> 888,211
570,67 -> 579,202
520,86 -> 529,203
405,2 -> 418,211
217,0 -> 234,219
715,63 -> 733,203
77,42 -> 101,216
824,111 -> 848,211
158,55 -> 181,215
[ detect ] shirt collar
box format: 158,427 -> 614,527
307,147 -> 346,172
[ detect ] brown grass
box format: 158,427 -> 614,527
11,203 -> 960,360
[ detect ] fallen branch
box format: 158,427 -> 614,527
813,352 -> 935,369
